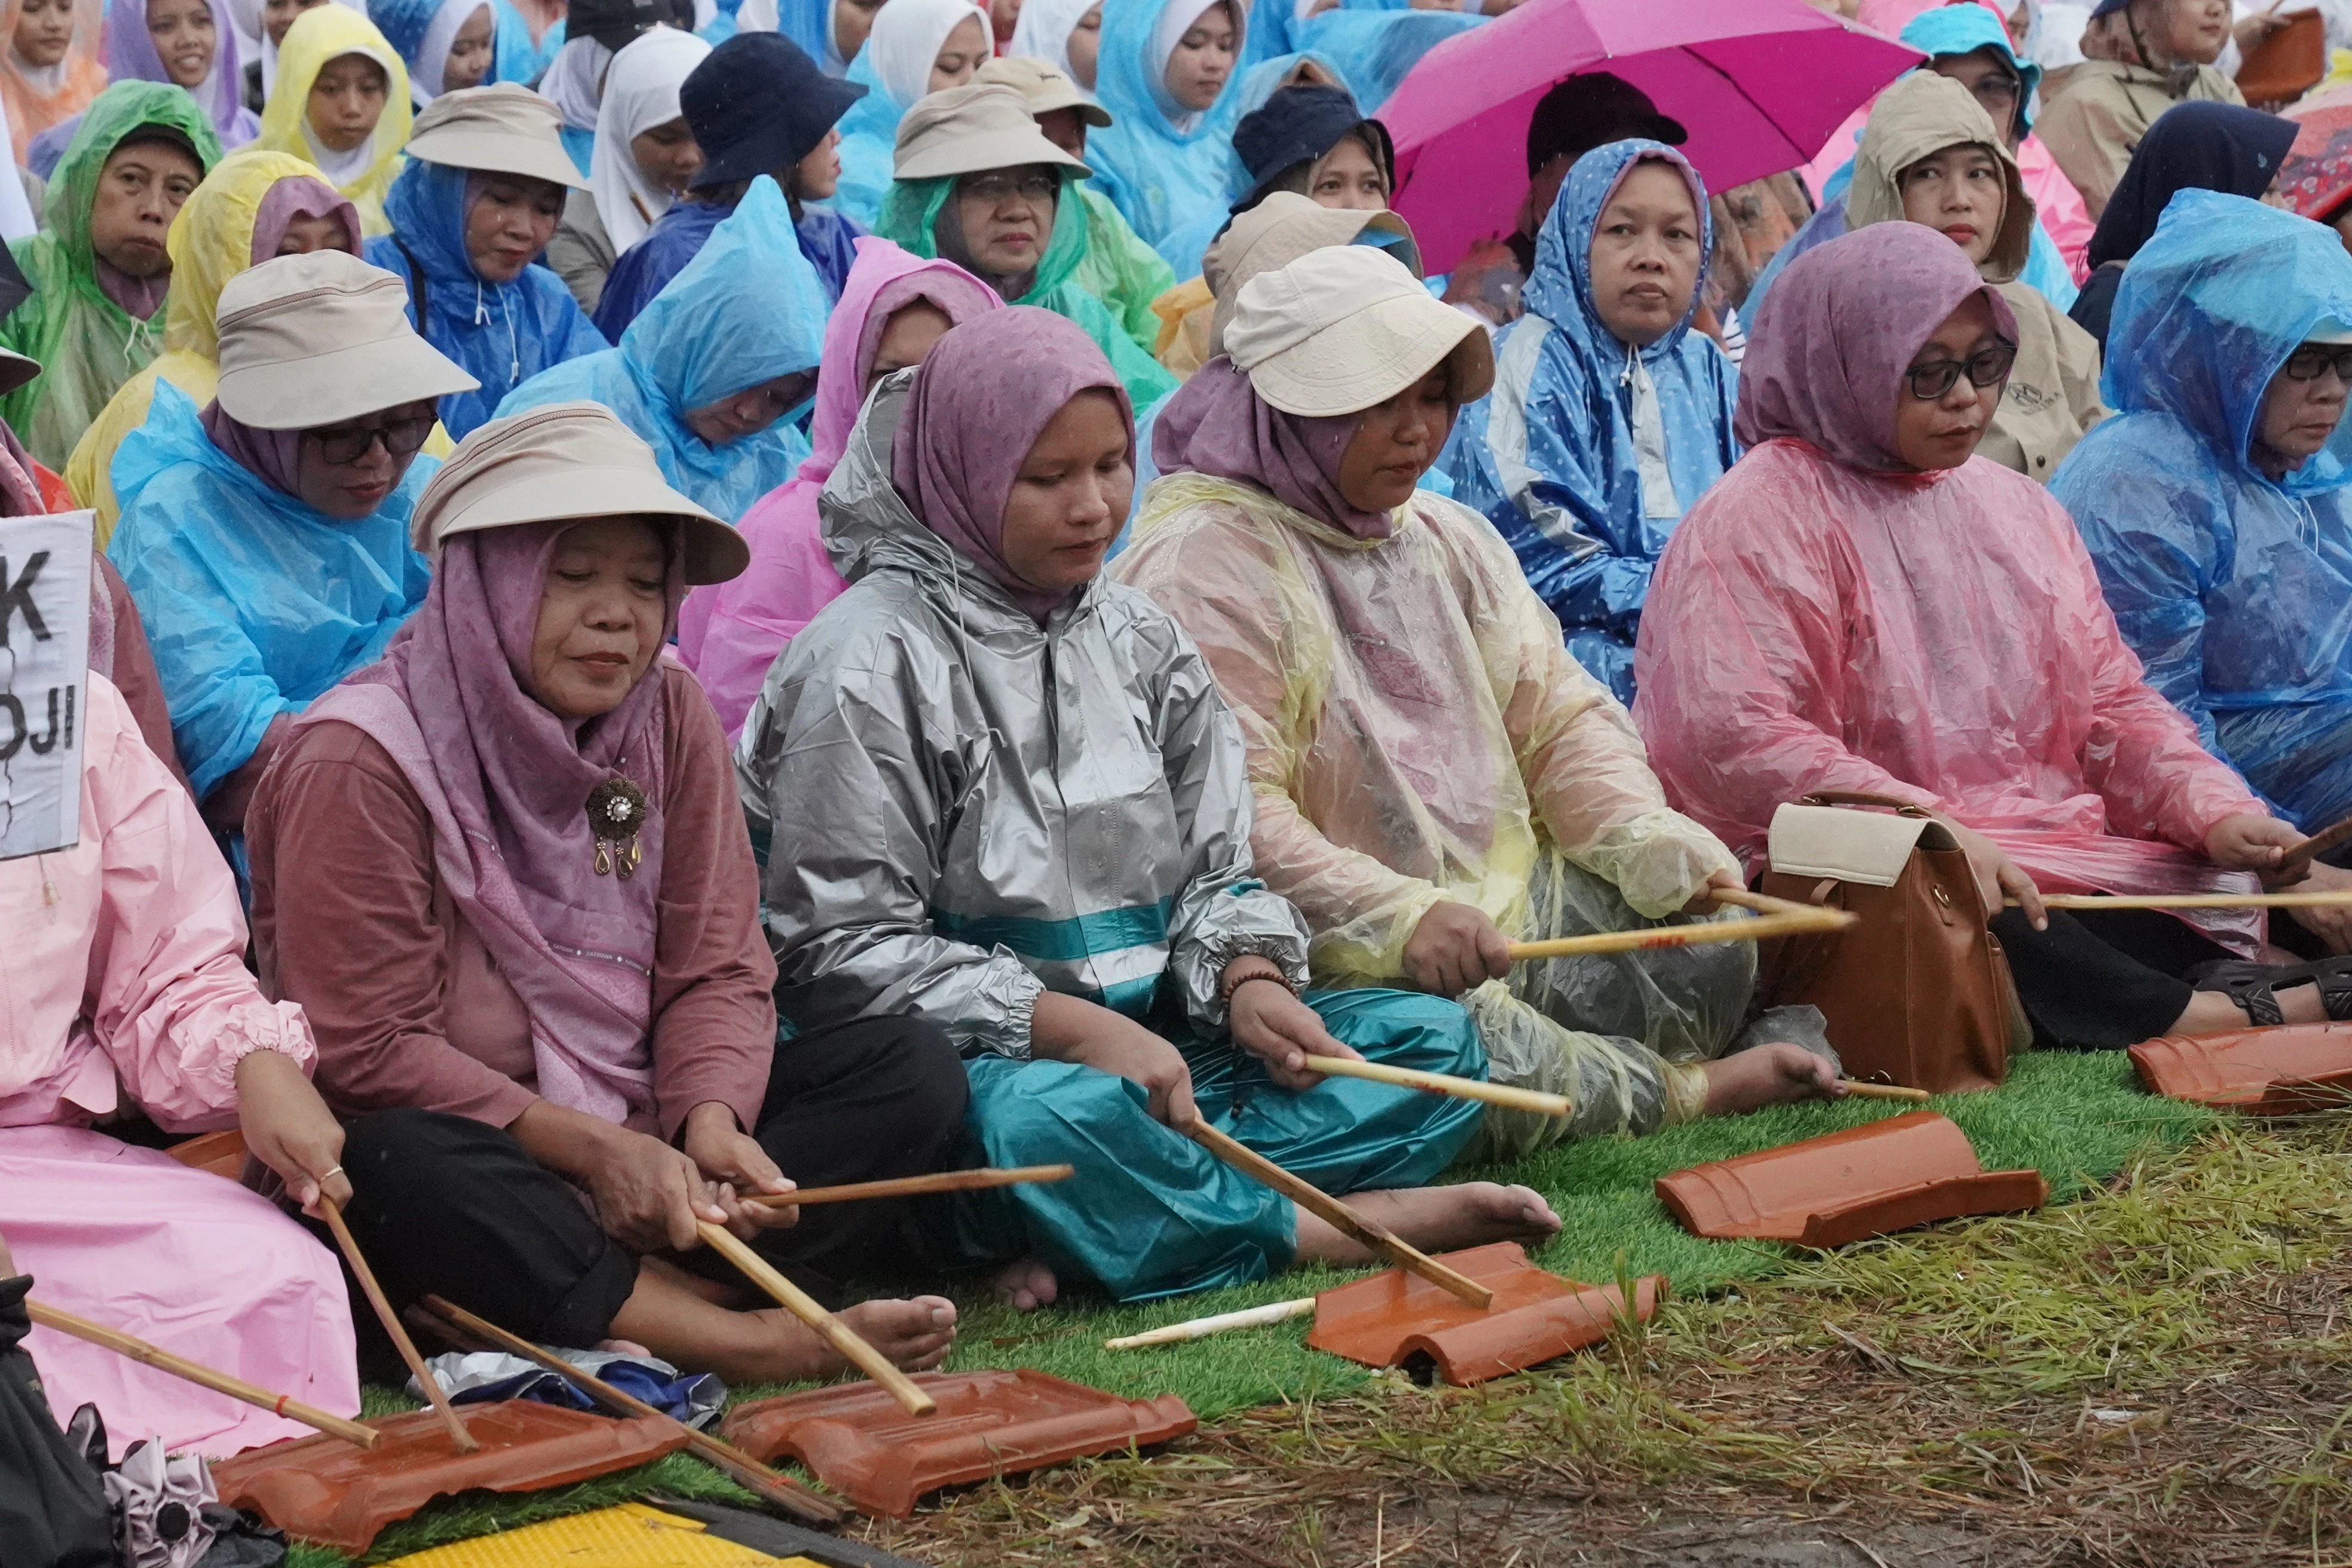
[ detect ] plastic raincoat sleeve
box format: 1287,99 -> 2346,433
1076,185 -> 1178,352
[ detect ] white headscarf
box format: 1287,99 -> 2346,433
299,41 -> 402,182
1147,0 -> 1225,126
1009,0 -> 1095,79
262,0 -> 369,98
409,0 -> 489,99
537,32 -> 612,132
589,24 -> 710,252
862,0 -> 989,109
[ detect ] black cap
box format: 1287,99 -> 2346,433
681,32 -> 868,190
1525,71 -> 1686,178
1230,84 -> 1394,213
567,0 -> 673,53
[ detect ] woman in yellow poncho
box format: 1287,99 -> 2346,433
66,149 -> 361,540
253,4 -> 410,235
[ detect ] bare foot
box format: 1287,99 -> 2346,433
1292,1182 -> 1560,1267
728,1297 -> 959,1383
992,1257 -> 1059,1312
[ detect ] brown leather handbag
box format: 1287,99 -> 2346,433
1754,792 -> 2027,1095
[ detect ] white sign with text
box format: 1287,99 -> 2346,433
0,510 -> 94,861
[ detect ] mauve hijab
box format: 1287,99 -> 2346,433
249,173 -> 362,263
889,305 -> 1134,623
200,399 -> 305,494
301,517 -> 684,1123
1152,355 -> 1393,539
1734,222 -> 2020,474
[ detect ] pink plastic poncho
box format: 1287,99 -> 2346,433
1633,223 -> 2268,954
676,238 -> 999,738
0,676 -> 358,1457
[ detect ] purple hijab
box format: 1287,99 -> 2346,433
249,173 -> 363,263
298,519 -> 683,1124
200,400 -> 304,495
889,306 -> 1134,624
1734,222 -> 2020,474
1152,356 -> 1393,540
107,0 -> 259,148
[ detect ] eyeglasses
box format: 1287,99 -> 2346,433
2284,343 -> 2352,382
1904,341 -> 2017,400
1966,73 -> 2021,108
958,172 -> 1058,206
306,414 -> 434,465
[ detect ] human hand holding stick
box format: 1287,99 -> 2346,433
316,1195 -> 475,1452
1505,886 -> 1854,962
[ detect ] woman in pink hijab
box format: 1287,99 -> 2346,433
1636,222 -> 2323,1051
677,236 -> 998,740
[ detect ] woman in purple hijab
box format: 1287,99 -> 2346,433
743,305 -> 1556,1310
243,400 -> 972,1385
26,0 -> 256,174
1637,220 -> 2321,1056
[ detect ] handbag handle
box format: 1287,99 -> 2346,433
1802,790 -> 1932,817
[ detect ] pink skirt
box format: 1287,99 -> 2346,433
1,1124 -> 359,1458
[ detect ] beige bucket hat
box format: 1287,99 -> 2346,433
1204,190 -> 1420,360
213,250 -> 479,430
1225,245 -> 1493,418
894,82 -> 1090,182
412,401 -> 749,585
973,56 -> 1111,128
403,82 -> 589,190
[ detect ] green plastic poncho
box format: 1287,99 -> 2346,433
1074,185 -> 1176,353
0,82 -> 223,470
876,166 -> 1178,412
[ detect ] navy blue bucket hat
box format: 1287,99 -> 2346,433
682,32 -> 867,191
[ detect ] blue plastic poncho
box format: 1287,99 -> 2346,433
1086,0 -> 1254,275
498,176 -> 823,522
1444,139 -> 1738,705
492,3 -> 564,87
366,160 -> 610,439
2051,190 -> 2352,832
771,0 -> 844,71
106,384 -> 437,800
593,195 -> 860,338
1746,3 -> 2076,323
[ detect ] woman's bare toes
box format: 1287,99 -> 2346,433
991,1257 -> 1059,1312
840,1296 -> 959,1371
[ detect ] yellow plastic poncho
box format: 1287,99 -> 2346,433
255,5 -> 412,237
68,151 -> 332,543
1113,474 -> 1756,1154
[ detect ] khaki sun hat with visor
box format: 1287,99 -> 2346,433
412,400 -> 751,586
403,82 -> 590,191
1223,244 -> 1493,418
972,56 -> 1112,128
213,250 -> 479,430
894,81 -> 1091,182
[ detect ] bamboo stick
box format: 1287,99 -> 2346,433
415,1295 -> 843,1526
692,1222 -> 937,1417
1186,1123 -> 1493,1309
744,1165 -> 1074,1210
318,1196 -> 476,1453
26,1300 -> 379,1449
1508,893 -> 1852,962
1839,1080 -> 1931,1103
2008,890 -> 2352,912
1104,1297 -> 1316,1350
2278,814 -> 2352,880
1298,1055 -> 1571,1117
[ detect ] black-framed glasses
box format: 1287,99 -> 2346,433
306,414 -> 434,465
2284,343 -> 2352,382
958,172 -> 1058,206
1904,341 -> 2017,400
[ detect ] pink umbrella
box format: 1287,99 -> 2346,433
1385,0 -> 1922,272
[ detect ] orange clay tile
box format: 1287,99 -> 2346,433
164,1129 -> 247,1181
2130,1023 -> 2352,1115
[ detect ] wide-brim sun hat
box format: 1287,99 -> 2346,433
213,250 -> 480,430
893,81 -> 1091,182
972,55 -> 1111,128
1224,244 -> 1493,417
1205,191 -> 1420,360
414,400 -> 749,584
405,82 -> 589,189
684,32 -> 868,191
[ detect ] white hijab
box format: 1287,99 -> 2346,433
1147,0 -> 1226,127
862,0 -> 988,109
262,0 -> 369,99
1009,0 -> 1094,80
300,42 -> 401,181
537,32 -> 612,131
409,0 -> 489,99
589,24 -> 710,252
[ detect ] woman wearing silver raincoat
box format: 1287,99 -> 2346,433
737,305 -> 1561,1307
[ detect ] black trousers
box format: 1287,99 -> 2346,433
327,1015 -> 973,1370
1990,906 -> 2234,1050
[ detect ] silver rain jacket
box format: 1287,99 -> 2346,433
735,371 -> 1312,1058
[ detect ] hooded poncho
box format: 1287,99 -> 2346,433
94,0 -> 258,151
827,0 -> 992,226
365,160 -> 609,439
255,5 -> 414,236
65,151 -> 357,542
876,163 -> 1177,412
0,0 -> 103,159
1083,0 -> 1254,275
676,235 -> 998,736
0,84 -> 225,470
371,0 -> 494,100
1446,139 -> 1738,707
2053,191 -> 2352,834
1634,222 -> 2268,953
497,175 -> 825,521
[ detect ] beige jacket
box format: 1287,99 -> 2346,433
546,187 -> 615,316
1847,73 -> 2106,483
2036,60 -> 2244,219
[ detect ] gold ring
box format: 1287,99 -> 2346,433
320,1165 -> 345,1181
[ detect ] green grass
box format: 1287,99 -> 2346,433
287,1048 -> 2217,1564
